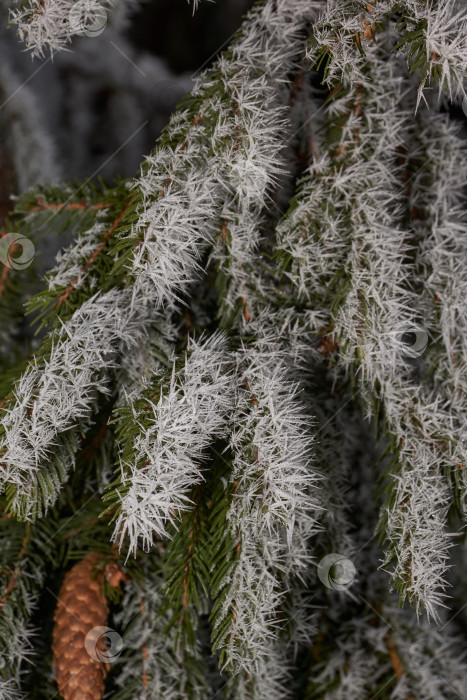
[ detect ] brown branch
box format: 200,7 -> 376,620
243,376 -> 258,407
384,635 -> 414,700
79,417 -> 112,462
219,220 -> 228,244
289,67 -> 320,163
0,572 -> 18,610
385,636 -> 403,677
184,312 -> 193,333
333,84 -> 362,159
242,298 -> 251,323
318,332 -> 339,356
28,198 -> 112,212
0,395 -> 11,410
288,69 -> 304,110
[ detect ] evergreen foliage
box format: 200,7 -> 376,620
1,0 -> 467,698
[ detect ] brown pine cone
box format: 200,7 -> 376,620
52,553 -> 117,700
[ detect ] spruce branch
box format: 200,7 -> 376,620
16,181 -> 139,330
276,40 -> 458,618
8,0 -> 141,57
306,0 -> 467,107
123,0 -> 326,314
0,288 -> 148,519
113,554 -> 212,700
305,607 -> 467,699
1,0 -> 466,691
403,107 -> 467,505
105,333 -> 235,557
223,648 -> 294,700
0,0 -> 323,523
0,513 -> 48,694
210,342 -> 322,678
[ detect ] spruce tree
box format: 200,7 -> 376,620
1,0 -> 467,698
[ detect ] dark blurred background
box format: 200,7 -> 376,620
129,0 -> 253,73
0,0 -> 255,217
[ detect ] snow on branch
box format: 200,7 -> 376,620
276,39 -> 457,619
0,680 -> 27,700
8,0 -> 141,57
322,57 -> 457,619
107,333 -> 235,557
307,0 -> 467,107
407,108 -> 467,505
0,518 -> 45,695
0,288 -> 146,518
208,83 -> 287,324
0,0 -> 322,525
113,556 -> 212,699
276,51 -> 405,334
230,344 -> 322,545
306,606 -> 467,698
210,342 -> 322,678
126,0 -> 326,313
225,648 -> 293,700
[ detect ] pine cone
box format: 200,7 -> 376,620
52,553 -> 113,700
